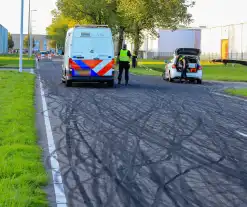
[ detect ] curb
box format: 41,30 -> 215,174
0,67 -> 34,69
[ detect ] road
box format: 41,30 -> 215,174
37,58 -> 247,207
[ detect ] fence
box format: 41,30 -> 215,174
137,51 -> 247,61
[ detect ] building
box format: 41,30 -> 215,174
200,23 -> 247,60
124,28 -> 201,59
0,24 -> 8,54
12,34 -> 50,51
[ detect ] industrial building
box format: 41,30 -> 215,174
125,28 -> 201,59
0,24 -> 8,54
200,23 -> 247,60
124,23 -> 247,60
11,34 -> 49,51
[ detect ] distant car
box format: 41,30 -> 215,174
162,48 -> 202,84
38,51 -> 48,60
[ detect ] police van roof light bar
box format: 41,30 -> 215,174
74,24 -> 109,28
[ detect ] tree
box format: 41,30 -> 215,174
56,0 -> 128,54
8,32 -> 14,49
57,0 -> 110,24
24,35 -> 35,48
46,10 -> 81,50
48,39 -> 56,49
117,0 -> 195,56
53,0 -> 194,57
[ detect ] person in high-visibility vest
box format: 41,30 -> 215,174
117,44 -> 132,85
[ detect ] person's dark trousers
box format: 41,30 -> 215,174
118,62 -> 130,84
132,56 -> 137,68
180,69 -> 187,82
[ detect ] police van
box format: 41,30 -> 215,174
62,25 -> 115,87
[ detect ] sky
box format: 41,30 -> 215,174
0,0 -> 56,34
0,0 -> 247,34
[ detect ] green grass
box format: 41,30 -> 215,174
225,88 -> 247,97
202,65 -> 247,81
130,63 -> 247,82
0,71 -> 48,206
138,59 -> 165,62
130,66 -> 163,76
0,55 -> 35,68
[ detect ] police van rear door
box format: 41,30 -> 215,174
70,27 -> 114,77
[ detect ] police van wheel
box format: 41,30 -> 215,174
66,80 -> 72,87
107,80 -> 114,87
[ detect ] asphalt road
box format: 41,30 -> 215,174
37,58 -> 247,207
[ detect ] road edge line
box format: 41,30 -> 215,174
212,92 -> 247,102
36,58 -> 40,69
236,131 -> 247,137
38,76 -> 68,206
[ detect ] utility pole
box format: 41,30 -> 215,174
28,0 -> 31,57
19,0 -> 24,72
29,10 -> 37,57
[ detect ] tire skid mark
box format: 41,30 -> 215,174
37,59 -> 247,207
73,120 -> 149,207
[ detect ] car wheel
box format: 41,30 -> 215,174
168,72 -> 173,82
107,80 -> 114,87
197,79 -> 202,84
65,80 -> 72,87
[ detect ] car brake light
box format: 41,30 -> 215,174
172,64 -> 176,69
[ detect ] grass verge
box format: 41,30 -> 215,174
130,63 -> 247,82
225,88 -> 247,97
0,55 -> 35,68
0,71 -> 48,206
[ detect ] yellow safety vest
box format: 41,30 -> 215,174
119,49 -> 129,62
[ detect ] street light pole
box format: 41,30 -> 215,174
29,10 -> 37,57
19,0 -> 24,72
28,0 -> 31,57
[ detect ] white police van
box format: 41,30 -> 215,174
62,25 -> 115,87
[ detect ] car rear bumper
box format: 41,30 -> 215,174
171,70 -> 202,79
67,76 -> 114,82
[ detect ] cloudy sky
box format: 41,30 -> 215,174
0,0 -> 246,34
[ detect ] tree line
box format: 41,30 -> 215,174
46,0 -> 195,55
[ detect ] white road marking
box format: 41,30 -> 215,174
36,58 -> 40,69
236,131 -> 247,137
212,92 -> 247,102
39,77 -> 67,206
